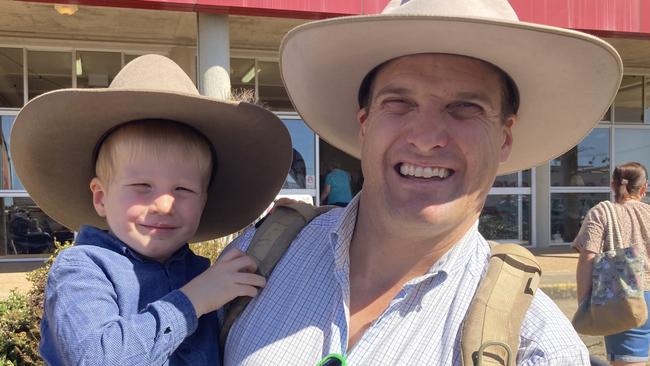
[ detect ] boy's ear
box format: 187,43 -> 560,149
90,177 -> 107,217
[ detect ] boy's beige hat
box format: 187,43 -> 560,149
11,54 -> 292,241
280,0 -> 623,175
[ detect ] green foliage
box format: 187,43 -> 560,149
190,232 -> 240,263
0,241 -> 71,366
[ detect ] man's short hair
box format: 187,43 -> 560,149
357,54 -> 520,122
94,119 -> 214,187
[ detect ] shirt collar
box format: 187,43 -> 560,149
328,197 -> 481,281
75,225 -> 190,264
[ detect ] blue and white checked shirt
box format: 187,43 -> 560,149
225,195 -> 589,365
40,225 -> 220,366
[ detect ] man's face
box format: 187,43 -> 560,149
357,54 -> 514,233
90,152 -> 208,262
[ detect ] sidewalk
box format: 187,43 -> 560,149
531,246 -> 579,299
0,246 -> 580,299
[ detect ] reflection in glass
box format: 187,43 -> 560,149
479,194 -> 530,244
645,76 -> 650,124
614,129 -> 650,173
0,47 -> 24,108
27,50 -> 72,100
282,120 -> 315,190
550,193 -> 609,243
551,128 -> 609,187
614,75 -> 644,123
0,197 -> 73,257
0,115 -> 21,190
493,170 -> 531,187
258,61 -> 291,111
76,51 -> 121,88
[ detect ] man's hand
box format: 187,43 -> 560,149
180,249 -> 266,318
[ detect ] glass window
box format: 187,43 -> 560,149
480,194 -> 530,244
550,192 -> 609,244
551,128 -> 610,187
257,61 -> 291,111
0,115 -> 22,190
645,76 -> 650,124
27,50 -> 72,101
230,57 -> 256,102
0,47 -> 24,108
76,51 -> 121,88
614,75 -> 644,123
614,128 -> 650,172
124,54 -> 143,66
493,170 -> 531,187
0,196 -> 73,257
282,119 -> 315,190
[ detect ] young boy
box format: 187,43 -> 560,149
10,55 -> 291,365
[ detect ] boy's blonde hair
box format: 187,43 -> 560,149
95,119 -> 214,188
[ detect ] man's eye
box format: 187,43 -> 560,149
383,99 -> 413,113
447,102 -> 483,119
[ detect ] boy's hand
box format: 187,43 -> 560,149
180,249 -> 266,318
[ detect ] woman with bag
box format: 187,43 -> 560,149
574,162 -> 650,365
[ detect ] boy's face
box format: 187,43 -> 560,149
90,152 -> 208,262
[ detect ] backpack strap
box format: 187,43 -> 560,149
460,241 -> 542,366
219,201 -> 335,351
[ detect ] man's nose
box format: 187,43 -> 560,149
151,193 -> 175,215
406,108 -> 449,152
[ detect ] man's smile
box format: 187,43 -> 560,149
396,163 -> 454,180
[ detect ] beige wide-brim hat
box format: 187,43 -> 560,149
11,54 -> 292,241
280,0 -> 623,175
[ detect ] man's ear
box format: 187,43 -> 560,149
357,108 -> 369,143
499,115 -> 516,163
90,177 -> 107,217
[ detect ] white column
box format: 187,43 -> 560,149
197,13 -> 230,100
535,162 -> 551,248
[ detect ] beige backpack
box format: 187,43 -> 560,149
220,201 -> 542,366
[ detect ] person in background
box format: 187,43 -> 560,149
574,162 -> 650,366
321,162 -> 353,207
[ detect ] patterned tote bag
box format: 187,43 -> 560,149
572,201 -> 647,335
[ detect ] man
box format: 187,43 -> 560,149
224,0 -> 623,364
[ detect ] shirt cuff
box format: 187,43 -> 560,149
155,289 -> 199,345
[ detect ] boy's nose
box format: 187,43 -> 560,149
151,194 -> 174,214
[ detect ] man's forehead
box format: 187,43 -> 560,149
380,53 -> 499,76
373,53 -> 504,94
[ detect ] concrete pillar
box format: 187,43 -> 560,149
197,13 -> 231,100
535,162 -> 551,248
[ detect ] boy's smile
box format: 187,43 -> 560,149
91,152 -> 208,262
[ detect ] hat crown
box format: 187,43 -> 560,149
383,0 -> 519,21
109,54 -> 200,95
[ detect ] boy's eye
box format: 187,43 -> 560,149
128,183 -> 151,192
176,186 -> 197,194
446,101 -> 484,119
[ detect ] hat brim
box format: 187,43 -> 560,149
280,15 -> 622,175
11,88 -> 292,241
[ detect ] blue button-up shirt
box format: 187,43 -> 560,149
40,225 -> 220,366
224,195 -> 589,365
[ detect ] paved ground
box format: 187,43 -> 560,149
0,246 -> 610,361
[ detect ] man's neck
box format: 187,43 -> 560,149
349,195 -> 478,286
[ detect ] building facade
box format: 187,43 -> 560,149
0,0 -> 649,261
